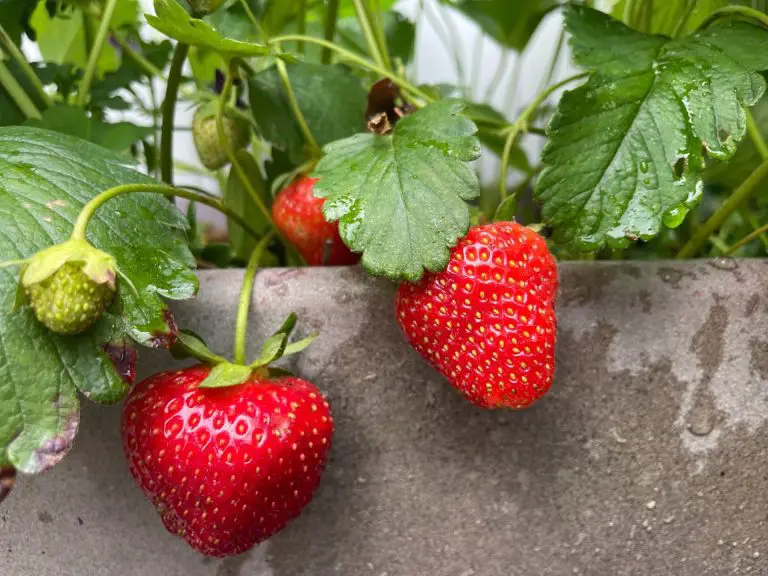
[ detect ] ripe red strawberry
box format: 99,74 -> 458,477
121,364 -> 333,557
272,176 -> 359,266
396,222 -> 558,409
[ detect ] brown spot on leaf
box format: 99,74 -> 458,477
102,339 -> 137,386
31,412 -> 79,473
149,309 -> 179,349
45,199 -> 66,209
0,467 -> 16,504
673,157 -> 686,180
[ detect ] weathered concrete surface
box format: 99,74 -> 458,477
4,261 -> 768,576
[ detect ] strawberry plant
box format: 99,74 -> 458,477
2,0 -> 768,559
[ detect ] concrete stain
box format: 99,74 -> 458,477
749,337 -> 768,380
745,294 -> 760,317
657,267 -> 697,289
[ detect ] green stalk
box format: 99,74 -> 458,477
747,109 -> 768,160
233,233 -> 275,365
677,159 -> 768,258
0,60 -> 41,119
699,5 -> 768,30
298,0 -> 308,54
160,42 -> 190,184
352,0 -> 388,70
322,0 -> 341,64
239,0 -> 260,31
739,206 -> 768,250
275,53 -> 320,156
112,33 -> 166,80
269,35 -> 433,103
0,24 -> 51,108
70,183 -> 265,243
671,0 -> 697,37
216,61 -> 277,233
499,129 -> 517,202
498,73 -> 589,203
726,219 -> 768,255
77,0 -> 118,106
367,0 -> 392,71
538,27 -> 565,95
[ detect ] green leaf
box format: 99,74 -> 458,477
146,0 -> 272,58
249,61 -> 367,164
199,362 -> 253,389
25,105 -> 153,151
419,86 -> 531,173
535,6 -> 768,251
608,0 -> 727,36
439,0 -> 557,52
224,150 -> 272,261
0,126 -> 197,472
312,99 -> 481,281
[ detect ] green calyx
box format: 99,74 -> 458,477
19,239 -> 117,335
192,102 -> 251,171
171,313 -> 319,389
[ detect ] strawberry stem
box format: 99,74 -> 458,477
499,72 -> 589,205
216,60 -> 281,237
267,35 -> 434,105
70,183 -> 265,245
322,0 -> 340,65
160,42 -> 190,184
234,233 -> 275,365
76,0 -> 118,107
273,47 -> 321,156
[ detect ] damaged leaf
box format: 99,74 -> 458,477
536,6 -> 768,251
0,127 -> 197,473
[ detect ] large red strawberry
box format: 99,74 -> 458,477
121,364 -> 333,556
273,176 -> 359,266
396,222 -> 558,409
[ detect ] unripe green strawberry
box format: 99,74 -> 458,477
19,239 -> 117,335
188,0 -> 227,16
192,105 -> 250,171
26,262 -> 115,335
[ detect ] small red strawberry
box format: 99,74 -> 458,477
121,364 -> 333,557
396,222 -> 558,409
273,176 -> 359,266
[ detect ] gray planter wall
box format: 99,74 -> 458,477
3,262 -> 768,576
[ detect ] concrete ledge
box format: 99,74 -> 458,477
4,261 -> 768,575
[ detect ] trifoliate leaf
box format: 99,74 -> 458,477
313,99 -> 481,281
535,6 -> 768,251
